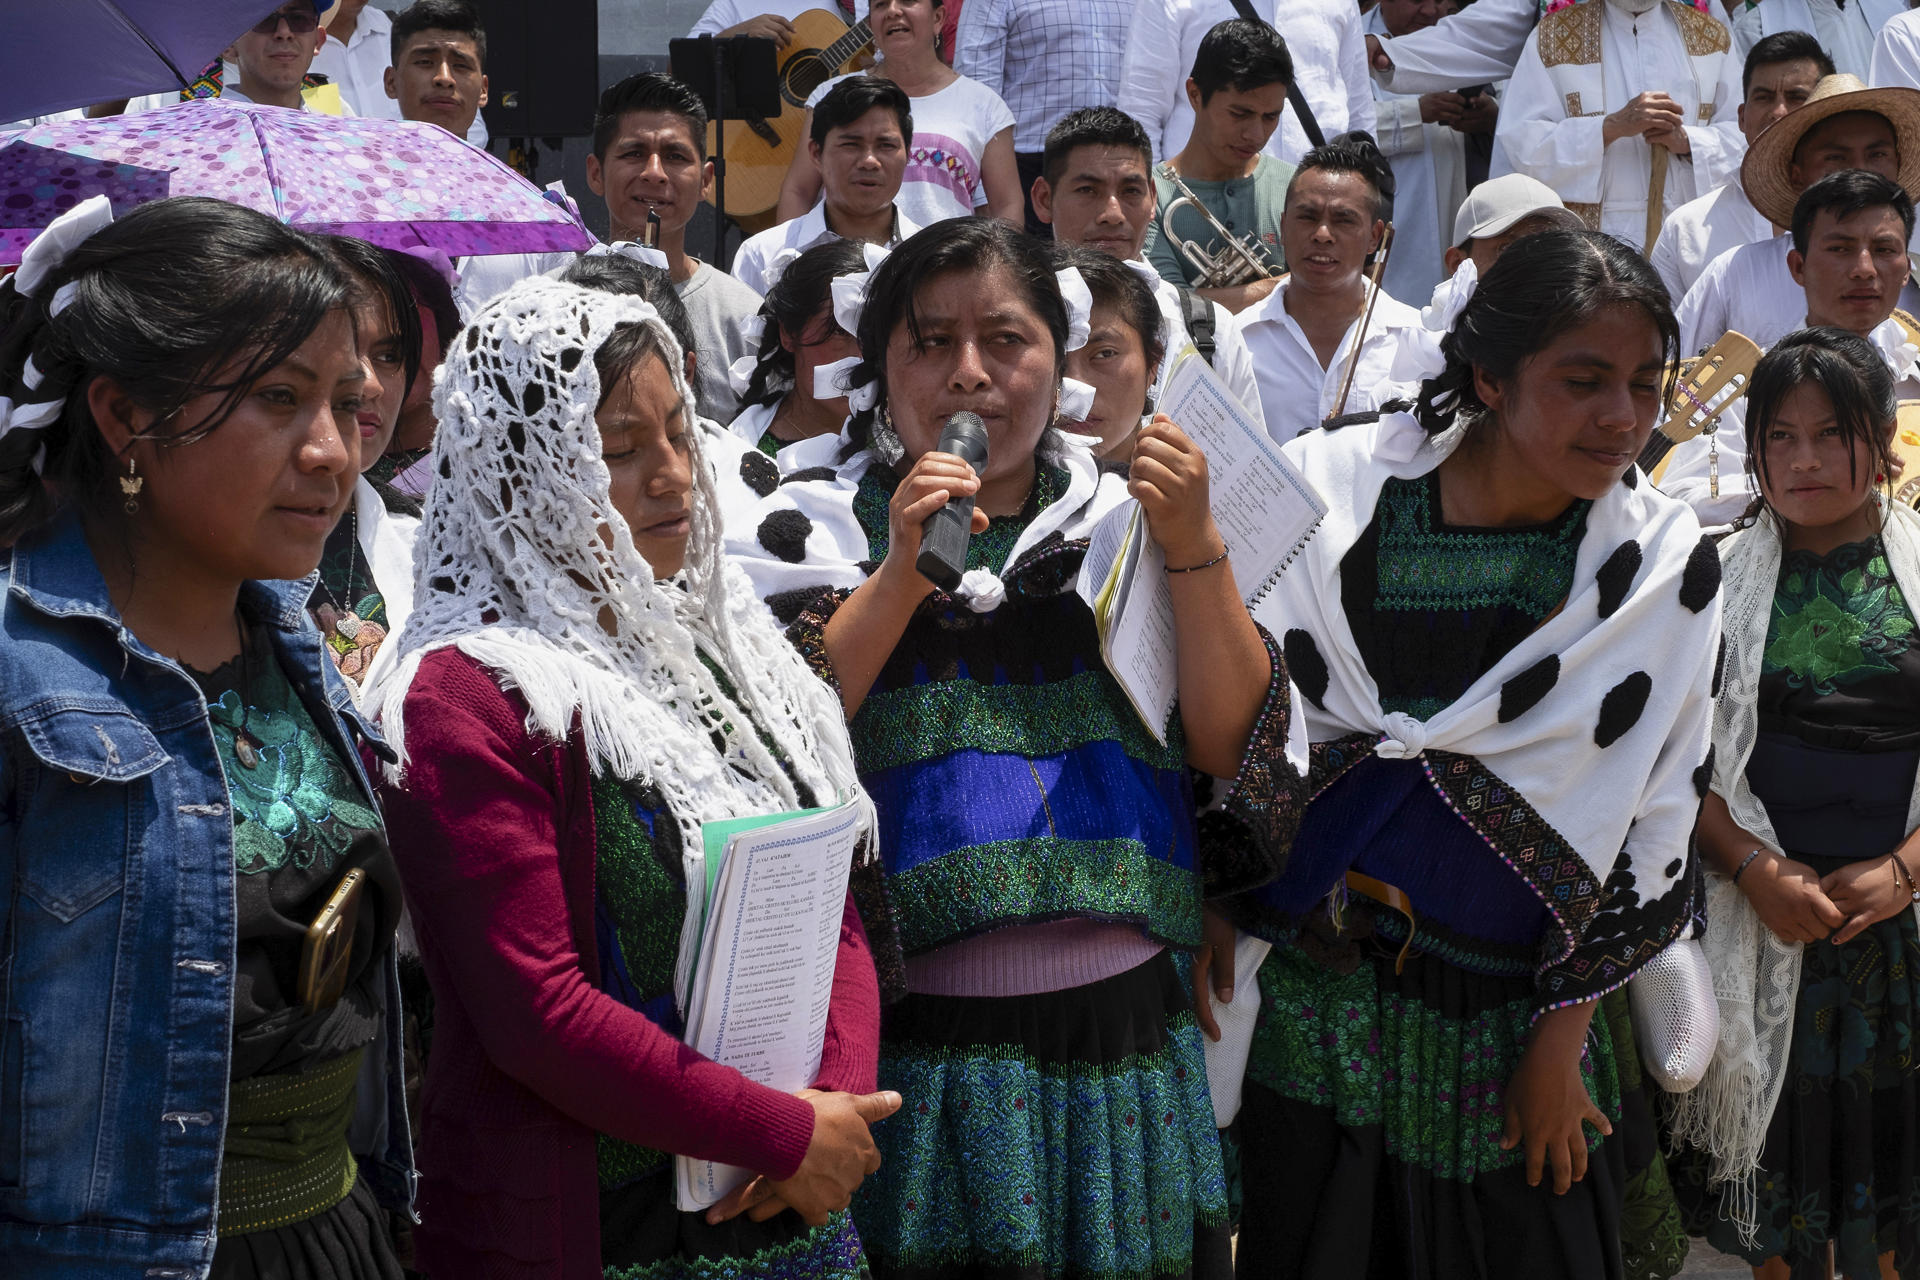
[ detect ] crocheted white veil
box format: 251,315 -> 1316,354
1669,498 -> 1920,1241
368,278 -> 867,881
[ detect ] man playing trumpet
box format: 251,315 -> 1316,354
1143,18 -> 1294,313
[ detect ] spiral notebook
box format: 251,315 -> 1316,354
1077,347 -> 1324,741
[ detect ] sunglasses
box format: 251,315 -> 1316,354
251,8 -> 320,34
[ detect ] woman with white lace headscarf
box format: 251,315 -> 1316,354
1668,329 -> 1920,1280
367,278 -> 899,1280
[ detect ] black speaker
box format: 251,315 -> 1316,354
469,0 -> 599,138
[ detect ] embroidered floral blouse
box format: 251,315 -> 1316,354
189,622 -> 401,1079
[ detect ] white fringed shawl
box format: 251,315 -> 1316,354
365,279 -> 872,1004
1254,413 -> 1723,1005
1668,499 -> 1920,1238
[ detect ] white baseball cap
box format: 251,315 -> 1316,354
1452,174 -> 1586,245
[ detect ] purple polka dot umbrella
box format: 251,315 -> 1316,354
0,100 -> 594,262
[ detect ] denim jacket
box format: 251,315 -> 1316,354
0,512 -> 415,1279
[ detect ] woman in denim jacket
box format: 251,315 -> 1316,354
0,196 -> 413,1280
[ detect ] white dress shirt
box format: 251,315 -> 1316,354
1116,0 -> 1375,165
1363,5 -> 1472,304
1497,1 -> 1745,252
1873,9 -> 1920,90
1374,0 -> 1538,94
1650,179 -> 1774,303
1659,313 -> 1920,525
1671,231 -> 1920,355
1734,0 -> 1909,82
954,0 -> 1134,152
311,6 -> 395,118
1226,276 -> 1424,442
730,200 -> 918,296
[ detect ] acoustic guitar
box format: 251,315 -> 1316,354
1640,330 -> 1761,485
709,9 -> 876,222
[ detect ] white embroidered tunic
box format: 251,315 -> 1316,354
1498,0 -> 1745,251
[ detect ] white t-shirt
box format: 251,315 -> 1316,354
808,73 -> 1014,226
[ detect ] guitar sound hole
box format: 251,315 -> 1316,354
783,52 -> 828,109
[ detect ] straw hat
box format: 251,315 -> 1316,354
1742,74 -> 1920,227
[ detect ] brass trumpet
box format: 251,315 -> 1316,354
1157,163 -> 1276,288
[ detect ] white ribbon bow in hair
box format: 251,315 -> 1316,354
17,194 -> 115,308
1388,258 -> 1478,387
1057,375 -> 1097,423
829,241 -> 892,337
763,246 -> 805,292
586,240 -> 671,272
813,355 -> 877,413
1872,319 -> 1920,385
1056,266 -> 1092,352
728,314 -> 770,396
4,196 -> 117,470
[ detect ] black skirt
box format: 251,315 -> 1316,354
210,1174 -> 403,1280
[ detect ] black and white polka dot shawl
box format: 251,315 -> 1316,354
1253,412 -> 1722,1008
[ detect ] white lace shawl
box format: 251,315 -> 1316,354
367,279 -> 870,958
1668,499 -> 1920,1237
1253,413 -> 1722,1004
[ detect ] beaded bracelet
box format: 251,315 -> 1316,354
1895,853 -> 1920,904
1167,546 -> 1230,574
1731,848 -> 1765,885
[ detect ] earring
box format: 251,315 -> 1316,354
871,404 -> 906,466
1878,472 -> 1889,486
119,456 -> 143,515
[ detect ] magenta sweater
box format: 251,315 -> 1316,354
379,648 -> 882,1280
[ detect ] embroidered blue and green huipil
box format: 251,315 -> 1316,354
783,460 -> 1302,960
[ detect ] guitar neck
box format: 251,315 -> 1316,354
821,18 -> 874,73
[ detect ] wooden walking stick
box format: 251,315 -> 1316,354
1644,142 -> 1670,258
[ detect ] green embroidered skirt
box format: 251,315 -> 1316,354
1672,863 -> 1920,1280
1235,938 -> 1628,1279
852,950 -> 1231,1279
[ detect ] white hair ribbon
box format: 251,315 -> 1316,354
828,242 -> 895,337
812,354 -> 876,413
1057,375 -> 1097,423
588,240 -> 671,272
4,196 -> 115,473
1388,258 -> 1480,388
763,246 -> 805,293
829,269 -> 872,337
1871,319 -> 1920,385
1056,266 -> 1092,352
15,196 -> 115,298
728,314 -> 770,396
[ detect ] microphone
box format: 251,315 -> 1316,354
914,411 -> 991,591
